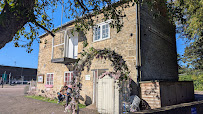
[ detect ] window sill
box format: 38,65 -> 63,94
93,37 -> 110,43
45,85 -> 53,88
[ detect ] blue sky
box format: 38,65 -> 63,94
0,5 -> 187,69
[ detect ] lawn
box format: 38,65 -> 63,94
25,95 -> 86,108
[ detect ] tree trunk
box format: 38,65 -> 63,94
0,0 -> 34,49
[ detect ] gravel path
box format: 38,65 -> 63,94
1,84 -> 202,114
0,85 -> 98,114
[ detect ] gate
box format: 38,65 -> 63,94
97,75 -> 121,114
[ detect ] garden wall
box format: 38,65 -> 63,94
140,81 -> 194,109
132,100 -> 203,114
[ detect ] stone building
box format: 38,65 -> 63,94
36,2 -> 194,112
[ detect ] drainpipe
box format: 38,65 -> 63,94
136,0 -> 141,95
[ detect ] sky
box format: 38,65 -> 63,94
0,3 -> 67,69
0,4 -> 187,69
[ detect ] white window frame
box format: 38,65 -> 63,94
64,71 -> 73,85
46,73 -> 54,85
93,20 -> 111,42
51,29 -> 78,60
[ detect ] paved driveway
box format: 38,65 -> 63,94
0,85 -> 97,114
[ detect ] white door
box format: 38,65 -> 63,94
68,32 -> 78,59
97,75 -> 120,114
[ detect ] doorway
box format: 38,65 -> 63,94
92,69 -> 108,106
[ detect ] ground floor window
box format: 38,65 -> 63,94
64,72 -> 73,85
46,73 -> 53,85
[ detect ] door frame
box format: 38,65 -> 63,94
92,69 -> 98,104
92,69 -> 108,105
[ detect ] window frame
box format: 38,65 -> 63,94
93,21 -> 111,42
64,71 -> 74,85
46,73 -> 54,85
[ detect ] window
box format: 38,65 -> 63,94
52,30 -> 78,61
94,26 -> 100,41
92,69 -> 108,79
102,24 -> 109,38
46,73 -> 53,85
64,72 -> 73,85
67,31 -> 78,59
93,22 -> 110,42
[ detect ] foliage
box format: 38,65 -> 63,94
179,67 -> 203,91
68,46 -> 130,113
170,0 -> 203,41
0,0 -> 139,52
169,0 -> 203,69
182,40 -> 203,70
178,50 -> 203,91
0,0 -> 176,51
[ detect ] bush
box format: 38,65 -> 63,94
179,72 -> 203,91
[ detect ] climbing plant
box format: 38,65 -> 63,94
66,46 -> 131,113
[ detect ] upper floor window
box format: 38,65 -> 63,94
52,30 -> 78,60
93,22 -> 110,42
46,73 -> 53,85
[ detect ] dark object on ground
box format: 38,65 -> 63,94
41,90 -> 45,93
139,99 -> 151,110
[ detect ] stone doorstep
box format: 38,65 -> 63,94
85,104 -> 97,110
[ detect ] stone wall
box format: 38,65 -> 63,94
37,4 -> 139,101
79,4 -> 139,104
36,2 -> 178,105
37,30 -> 73,98
132,100 -> 203,114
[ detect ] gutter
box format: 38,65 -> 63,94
136,1 -> 141,86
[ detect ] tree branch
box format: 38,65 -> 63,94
33,20 -> 55,37
76,0 -> 89,13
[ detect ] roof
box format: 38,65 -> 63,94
0,65 -> 37,70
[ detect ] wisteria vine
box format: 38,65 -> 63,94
67,47 -> 130,113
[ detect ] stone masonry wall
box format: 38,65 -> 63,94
37,2 -> 178,105
37,4 -> 139,102
79,4 -> 139,104
37,30 -> 73,98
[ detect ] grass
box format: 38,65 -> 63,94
25,95 -> 86,108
